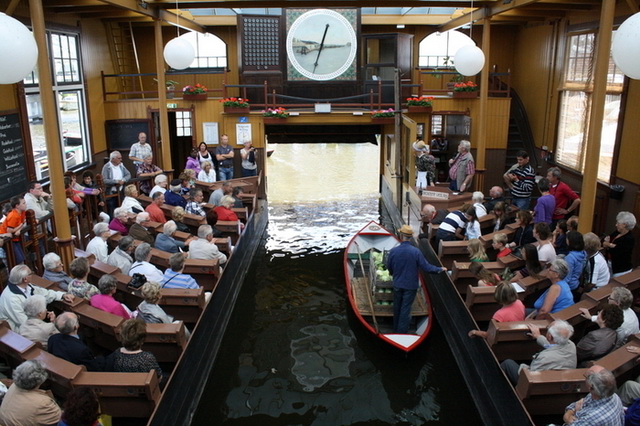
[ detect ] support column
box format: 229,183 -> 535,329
475,16 -> 491,193
154,19 -> 172,171
578,0 -> 615,234
28,0 -> 73,267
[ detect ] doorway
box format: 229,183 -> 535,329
150,108 -> 195,175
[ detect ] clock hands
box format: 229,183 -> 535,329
312,23 -> 330,74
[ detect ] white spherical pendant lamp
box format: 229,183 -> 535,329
612,12 -> 640,80
454,45 -> 485,77
163,37 -> 195,70
0,12 -> 38,85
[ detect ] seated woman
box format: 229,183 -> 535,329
155,221 -> 193,253
469,262 -> 501,287
528,258 -> 573,319
467,238 -> 488,262
564,230 -> 587,301
109,207 -> 130,236
68,257 -> 99,300
552,219 -> 569,255
180,170 -> 195,195
492,233 -> 511,259
534,222 -> 556,267
59,387 -> 100,426
138,281 -> 175,323
135,154 -> 163,195
0,360 -> 61,425
508,210 -> 536,249
171,207 -> 191,234
471,191 -> 487,218
214,195 -> 239,222
106,318 -> 162,378
149,174 -> 168,199
465,207 -> 481,240
18,295 -> 58,349
42,252 -> 73,291
582,232 -> 610,291
184,148 -> 201,175
90,275 -> 132,319
120,184 -> 144,213
510,244 -> 544,282
576,304 -> 624,366
85,222 -> 110,263
492,201 -> 510,232
198,160 -> 216,183
205,209 -> 224,238
468,283 -> 526,338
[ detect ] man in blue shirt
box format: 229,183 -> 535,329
164,179 -> 187,208
386,225 -> 446,334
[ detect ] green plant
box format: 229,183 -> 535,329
154,78 -> 179,88
406,96 -> 434,107
263,107 -> 288,118
371,108 -> 395,118
183,84 -> 207,95
453,81 -> 478,92
221,97 -> 249,108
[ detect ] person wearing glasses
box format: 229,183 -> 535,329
527,258 -> 573,320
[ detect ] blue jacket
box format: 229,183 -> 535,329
386,241 -> 442,290
164,190 -> 186,208
565,250 -> 587,290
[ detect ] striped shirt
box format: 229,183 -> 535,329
438,211 -> 468,234
161,270 -> 199,289
508,163 -> 535,198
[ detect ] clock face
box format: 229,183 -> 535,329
286,9 -> 358,81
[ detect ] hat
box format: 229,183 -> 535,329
170,178 -> 182,186
413,141 -> 428,152
398,225 -> 414,236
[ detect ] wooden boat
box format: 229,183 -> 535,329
344,221 -> 433,352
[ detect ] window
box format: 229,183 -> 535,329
181,32 -> 227,69
175,111 -> 192,137
555,31 -> 624,183
24,30 -> 90,181
418,30 -> 475,68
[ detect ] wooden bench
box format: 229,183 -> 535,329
486,319 -> 551,361
0,323 -> 39,366
465,285 -> 501,321
549,299 -> 598,326
451,261 -> 505,294
612,267 -> 640,292
599,335 -> 640,380
144,322 -> 189,363
438,240 -> 469,269
72,370 -> 161,418
478,213 -> 497,235
480,229 -> 515,250
25,349 -> 86,397
516,367 -> 589,415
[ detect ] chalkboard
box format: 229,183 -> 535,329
105,119 -> 151,151
0,111 -> 30,202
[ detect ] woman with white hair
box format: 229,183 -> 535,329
197,160 -> 216,183
214,195 -> 239,222
41,253 -> 73,291
603,211 -> 636,277
471,191 -> 487,218
119,184 -> 144,213
0,359 -> 61,425
149,174 -> 168,199
109,207 -> 131,236
86,222 -> 110,263
18,295 -> 58,349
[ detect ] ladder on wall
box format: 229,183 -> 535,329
104,21 -> 145,99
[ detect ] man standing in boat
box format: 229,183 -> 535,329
386,225 -> 446,334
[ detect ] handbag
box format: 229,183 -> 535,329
128,273 -> 147,289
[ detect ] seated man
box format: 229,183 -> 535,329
162,252 -> 199,289
128,243 -> 163,283
155,221 -> 192,254
107,235 -> 135,274
48,312 -> 104,371
185,188 -> 206,217
189,225 -> 227,265
129,212 -> 155,246
500,320 -> 576,386
42,252 -> 73,291
208,181 -> 232,206
484,186 -> 505,212
85,222 -> 110,263
164,179 -> 187,208
145,192 -> 167,224
564,365 -> 624,425
0,265 -> 73,330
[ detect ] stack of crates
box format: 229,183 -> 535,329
368,249 -> 394,315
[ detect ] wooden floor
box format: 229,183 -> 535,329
351,277 -> 428,317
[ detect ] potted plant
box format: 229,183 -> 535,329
221,97 -> 250,113
183,83 -> 208,100
406,96 -> 434,113
263,107 -> 289,123
154,79 -> 179,99
371,108 -> 396,124
453,81 -> 479,98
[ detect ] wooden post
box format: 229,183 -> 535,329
578,0 -> 615,234
28,0 -> 73,268
475,16 -> 491,194
155,19 -> 173,171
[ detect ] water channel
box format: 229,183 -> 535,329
192,143 -> 482,425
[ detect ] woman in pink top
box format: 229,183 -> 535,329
90,275 -> 132,320
467,283 -> 525,338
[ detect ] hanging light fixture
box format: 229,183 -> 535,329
163,0 -> 194,70
454,2 -> 485,77
0,13 -> 39,84
612,12 -> 640,80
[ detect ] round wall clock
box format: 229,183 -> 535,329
286,9 -> 358,81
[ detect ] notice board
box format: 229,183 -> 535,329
105,119 -> 151,151
0,111 -> 30,202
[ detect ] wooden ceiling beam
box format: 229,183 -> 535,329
145,0 -> 495,8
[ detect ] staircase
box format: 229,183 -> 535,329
505,88 -> 538,170
104,21 -> 144,99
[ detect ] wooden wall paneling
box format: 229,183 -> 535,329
617,79 -> 640,183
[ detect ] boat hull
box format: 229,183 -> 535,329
344,221 -> 432,352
